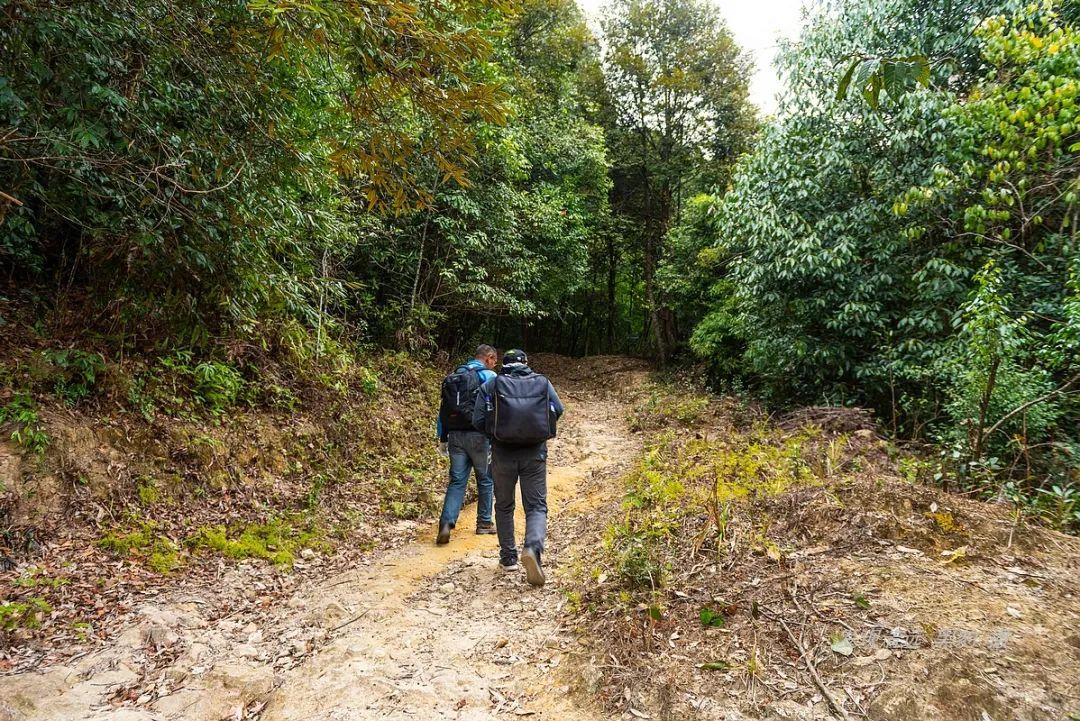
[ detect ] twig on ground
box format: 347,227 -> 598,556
767,610 -> 852,721
330,608 -> 371,633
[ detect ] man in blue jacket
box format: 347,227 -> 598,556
472,349 -> 564,586
436,344 -> 498,545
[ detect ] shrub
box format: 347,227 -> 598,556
629,383 -> 711,431
42,349 -> 105,405
135,352 -> 246,419
0,394 -> 49,454
593,424 -> 838,600
192,361 -> 244,415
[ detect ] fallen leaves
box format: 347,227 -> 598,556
829,635 -> 854,657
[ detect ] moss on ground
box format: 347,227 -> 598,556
97,521 -> 183,574
187,517 -> 324,567
99,514 -> 327,571
136,477 -> 162,505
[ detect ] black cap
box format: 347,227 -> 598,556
502,348 -> 527,365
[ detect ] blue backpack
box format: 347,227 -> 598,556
488,373 -> 556,445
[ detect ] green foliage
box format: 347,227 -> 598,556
629,383 -> 711,431
598,0 -> 757,360
837,54 -> 931,108
42,349 -> 105,406
1034,483 -> 1080,531
192,362 -> 244,416
350,0 -> 613,346
943,262 -> 1061,466
304,474 -> 329,511
699,607 -> 726,627
130,352 -> 246,419
597,424 -> 829,599
685,0 -> 1077,508
0,598 -> 52,634
0,394 -> 49,454
895,3 -> 1079,491
356,367 -> 380,398
0,0 -> 511,347
663,194 -> 747,375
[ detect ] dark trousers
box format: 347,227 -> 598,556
492,446 -> 548,565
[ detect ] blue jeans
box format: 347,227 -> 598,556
440,431 -> 493,526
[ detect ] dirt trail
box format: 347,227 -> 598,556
0,357 -> 649,721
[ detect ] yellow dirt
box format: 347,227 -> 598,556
258,384 -> 639,721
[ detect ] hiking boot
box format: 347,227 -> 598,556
521,546 -> 545,587
436,522 -> 451,545
499,560 -> 520,572
476,521 -> 496,535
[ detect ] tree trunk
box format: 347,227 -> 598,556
643,225 -> 667,364
972,355 -> 1001,460
606,234 -> 617,353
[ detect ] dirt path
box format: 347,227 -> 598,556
0,357 -> 648,721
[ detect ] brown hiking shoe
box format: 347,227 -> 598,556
475,521 -> 496,535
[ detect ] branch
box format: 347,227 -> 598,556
983,372 -> 1080,440
767,609 -> 852,721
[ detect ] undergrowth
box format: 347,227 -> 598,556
628,382 -> 713,432
0,394 -> 49,454
598,423 -> 830,600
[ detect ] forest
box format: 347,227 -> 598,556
1,0 -> 1079,718
3,0 -> 1076,525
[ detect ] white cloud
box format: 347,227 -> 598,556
576,0 -> 807,114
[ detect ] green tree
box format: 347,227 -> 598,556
599,0 -> 755,362
895,3 -> 1079,484
0,0 -> 510,348
692,0 -> 1077,503
342,0 -> 612,351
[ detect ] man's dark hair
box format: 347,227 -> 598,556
475,344 -> 497,360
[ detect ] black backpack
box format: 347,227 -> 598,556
440,365 -> 484,432
487,373 -> 556,445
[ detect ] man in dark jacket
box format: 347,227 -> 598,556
472,349 -> 564,586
